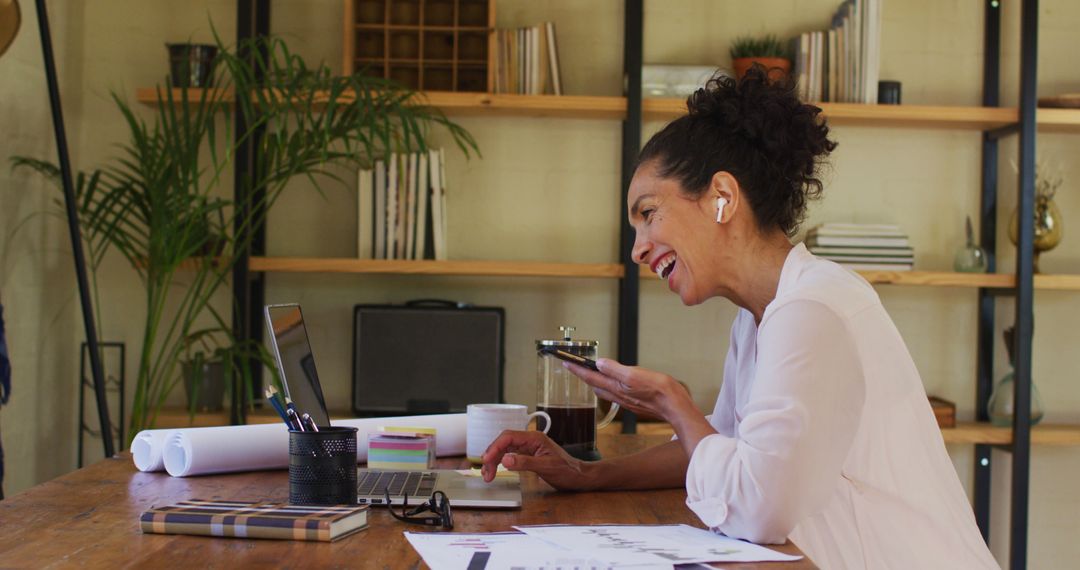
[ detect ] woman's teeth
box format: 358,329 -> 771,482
656,255 -> 676,280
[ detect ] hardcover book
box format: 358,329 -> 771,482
141,499 -> 369,542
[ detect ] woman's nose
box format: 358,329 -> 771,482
631,233 -> 650,265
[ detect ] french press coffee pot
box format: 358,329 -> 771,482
536,326 -> 619,461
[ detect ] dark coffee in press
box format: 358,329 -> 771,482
537,404 -> 596,457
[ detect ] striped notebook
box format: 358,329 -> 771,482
140,499 -> 369,542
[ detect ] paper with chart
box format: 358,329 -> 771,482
514,524 -> 803,564
404,531 -> 673,570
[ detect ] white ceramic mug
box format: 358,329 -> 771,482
466,403 -> 550,463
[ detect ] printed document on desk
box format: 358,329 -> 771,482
514,524 -> 802,565
404,531 -> 671,570
405,525 -> 800,569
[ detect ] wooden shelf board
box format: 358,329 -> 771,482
138,89 -> 1080,128
640,267 -> 1080,290
606,420 -> 1080,446
136,88 -> 626,120
1036,107 -> 1080,132
249,257 -> 625,279
857,270 -> 1015,288
644,99 -> 1017,130
942,422 -> 1080,446
152,407 -> 357,429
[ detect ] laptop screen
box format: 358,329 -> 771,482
265,304 -> 331,427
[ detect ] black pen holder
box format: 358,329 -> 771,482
288,426 -> 359,506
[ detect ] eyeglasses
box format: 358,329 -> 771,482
384,490 -> 454,530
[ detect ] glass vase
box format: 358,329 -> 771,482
987,368 -> 1045,427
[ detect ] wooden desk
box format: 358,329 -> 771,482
0,434 -> 813,568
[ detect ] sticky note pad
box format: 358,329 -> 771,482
368,431 -> 436,470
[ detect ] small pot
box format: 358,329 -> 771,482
167,43 -> 218,88
732,57 -> 791,82
183,360 -> 226,412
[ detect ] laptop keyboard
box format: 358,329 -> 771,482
358,471 -> 439,501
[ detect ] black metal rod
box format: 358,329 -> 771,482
1011,0 -> 1039,567
617,0 -> 643,435
973,0 -> 1002,543
231,0 -> 270,424
34,0 -> 114,457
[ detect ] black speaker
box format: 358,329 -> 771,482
352,300 -> 504,416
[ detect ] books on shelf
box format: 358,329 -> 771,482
806,223 -> 913,271
140,499 -> 369,542
792,0 -> 882,103
493,22 -> 563,95
357,149 -> 448,261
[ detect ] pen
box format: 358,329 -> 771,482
301,412 -> 320,432
283,396 -> 302,429
286,407 -> 305,431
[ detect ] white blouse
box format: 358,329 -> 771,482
684,243 -> 998,569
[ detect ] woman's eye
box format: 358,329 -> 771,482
641,208 -> 655,221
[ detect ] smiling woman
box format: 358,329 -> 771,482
481,66 -> 998,570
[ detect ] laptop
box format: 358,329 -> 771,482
264,303 -> 522,508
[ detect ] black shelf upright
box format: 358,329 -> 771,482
1010,0 -> 1039,567
977,1 -> 1038,567
974,0 -> 1002,543
231,0 -> 271,424
617,0 -> 644,434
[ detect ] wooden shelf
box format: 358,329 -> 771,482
1036,107 -> 1080,132
151,407 -> 282,429
644,99 -> 1018,130
151,407 -> 358,429
640,266 -> 1080,291
941,422 -> 1080,446
137,88 -> 1080,128
858,270 -> 1015,288
249,257 -> 624,278
135,88 -> 626,120
605,420 -> 1080,446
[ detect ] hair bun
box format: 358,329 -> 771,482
639,64 -> 837,236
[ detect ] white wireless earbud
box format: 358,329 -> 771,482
716,197 -> 728,223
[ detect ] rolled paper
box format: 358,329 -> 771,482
131,429 -> 176,472
132,413 -> 466,478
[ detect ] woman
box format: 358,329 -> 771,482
481,67 -> 998,569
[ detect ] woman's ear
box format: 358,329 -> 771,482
709,171 -> 739,224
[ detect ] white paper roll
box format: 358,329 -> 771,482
131,429 -> 176,472
137,413 -> 467,478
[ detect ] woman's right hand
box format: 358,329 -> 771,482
480,430 -> 594,491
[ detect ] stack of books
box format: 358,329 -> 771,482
492,22 -> 563,95
357,149 -> 448,261
791,0 -> 882,103
805,223 -> 913,271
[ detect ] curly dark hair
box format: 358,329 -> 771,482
637,65 -> 837,237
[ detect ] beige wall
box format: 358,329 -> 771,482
1,0 -> 1077,566
0,0 -> 86,496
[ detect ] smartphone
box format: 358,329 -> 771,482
538,346 -> 599,371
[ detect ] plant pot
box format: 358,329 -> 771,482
183,360 -> 226,412
167,43 -> 218,88
732,57 -> 791,82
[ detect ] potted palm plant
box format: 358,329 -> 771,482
14,34 -> 478,443
729,34 -> 792,80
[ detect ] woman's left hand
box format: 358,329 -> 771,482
564,359 -> 692,423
